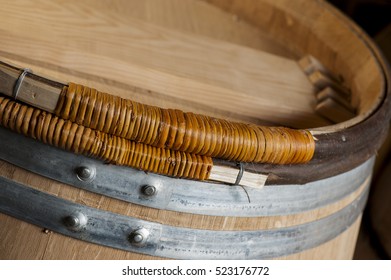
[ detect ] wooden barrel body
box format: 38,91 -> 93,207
0,0 -> 390,259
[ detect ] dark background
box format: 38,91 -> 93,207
326,0 -> 391,259
328,0 -> 391,36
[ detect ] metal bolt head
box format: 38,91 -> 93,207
76,166 -> 96,182
63,215 -> 80,228
141,185 -> 157,196
132,233 -> 144,243
63,212 -> 88,231
129,228 -> 149,247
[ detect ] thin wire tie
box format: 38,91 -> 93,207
234,162 -> 244,185
13,68 -> 32,100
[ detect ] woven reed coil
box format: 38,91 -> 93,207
0,96 -> 212,180
55,83 -> 315,164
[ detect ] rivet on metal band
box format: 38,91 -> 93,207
62,212 -> 88,232
141,185 -> 157,197
129,228 -> 150,247
75,166 -> 96,182
13,68 -> 32,100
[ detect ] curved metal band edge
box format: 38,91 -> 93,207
0,176 -> 368,259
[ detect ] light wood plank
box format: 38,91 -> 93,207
203,0 -> 384,133
0,0 -> 329,128
89,0 -> 295,58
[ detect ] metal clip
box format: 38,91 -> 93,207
13,68 -> 32,100
234,162 -> 244,185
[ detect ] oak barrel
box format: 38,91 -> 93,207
0,0 -> 390,259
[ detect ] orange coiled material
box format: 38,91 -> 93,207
0,96 -> 212,180
55,83 -> 315,164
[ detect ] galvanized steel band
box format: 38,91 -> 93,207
0,176 -> 368,259
0,127 -> 374,217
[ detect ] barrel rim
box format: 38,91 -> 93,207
0,0 -> 389,185
203,0 -> 391,183
238,42 -> 390,184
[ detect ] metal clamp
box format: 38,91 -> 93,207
13,68 -> 32,100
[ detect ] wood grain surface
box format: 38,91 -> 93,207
0,0 -> 330,128
204,0 -> 385,133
